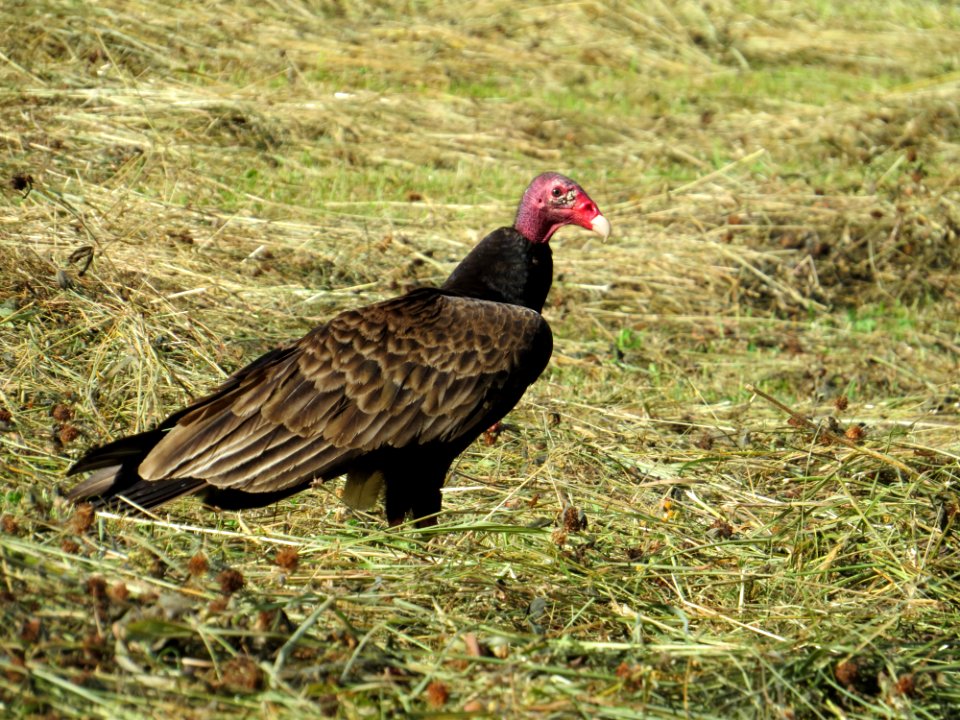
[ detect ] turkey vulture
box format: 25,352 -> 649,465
66,172 -> 610,526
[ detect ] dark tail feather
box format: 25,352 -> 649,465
67,428 -> 167,476
94,477 -> 206,512
66,428 -> 205,511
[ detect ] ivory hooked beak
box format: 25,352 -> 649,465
590,214 -> 612,241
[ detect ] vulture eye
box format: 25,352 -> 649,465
551,187 -> 562,198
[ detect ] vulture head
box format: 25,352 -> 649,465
515,172 -> 611,244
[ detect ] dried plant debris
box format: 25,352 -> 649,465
1,1 -> 959,718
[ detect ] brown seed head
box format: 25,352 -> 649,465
425,680 -> 449,709
19,618 -> 41,644
1,514 -> 19,534
895,673 -> 917,697
187,551 -> 209,577
275,547 -> 299,571
87,575 -> 108,602
58,424 -> 80,445
218,656 -> 264,694
562,505 -> 587,533
845,424 -> 866,443
835,660 -> 859,688
69,504 -> 95,534
208,597 -> 229,613
217,568 -> 245,595
710,519 -> 734,539
61,538 -> 80,554
51,403 -> 73,421
107,582 -> 129,604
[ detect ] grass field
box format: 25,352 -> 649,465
2,1 -> 960,717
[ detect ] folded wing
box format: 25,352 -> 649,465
129,287 -> 551,495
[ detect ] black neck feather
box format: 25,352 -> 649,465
441,227 -> 553,312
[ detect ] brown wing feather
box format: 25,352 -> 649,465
138,289 -> 550,494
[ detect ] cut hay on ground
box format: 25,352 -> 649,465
2,1 -> 960,718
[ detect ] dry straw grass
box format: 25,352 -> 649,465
2,0 -> 960,717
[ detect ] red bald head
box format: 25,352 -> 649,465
514,172 -> 611,244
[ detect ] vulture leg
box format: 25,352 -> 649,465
409,482 -> 443,528
384,460 -> 449,528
